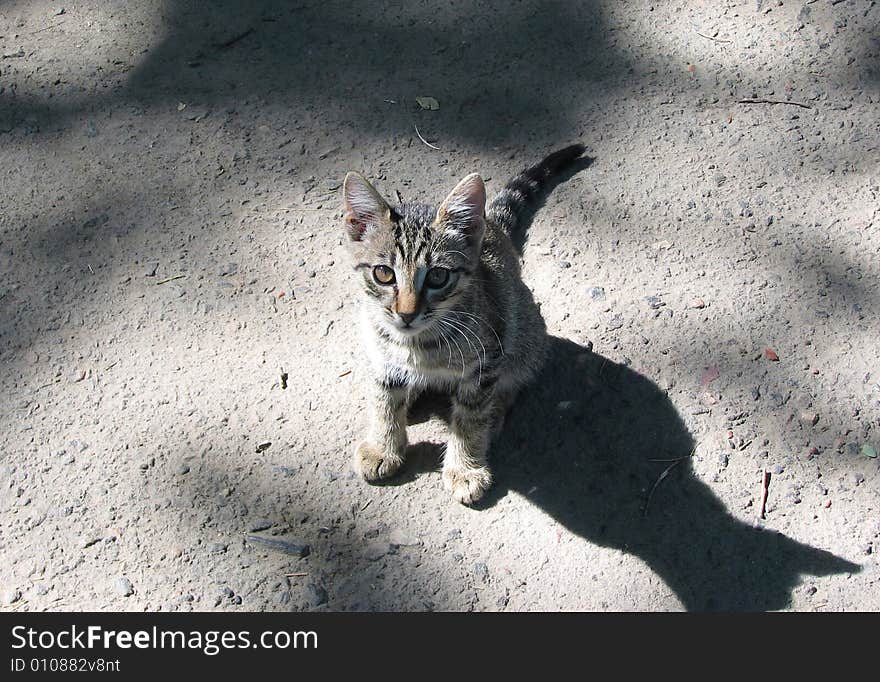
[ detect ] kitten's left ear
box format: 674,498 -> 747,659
437,173 -> 486,240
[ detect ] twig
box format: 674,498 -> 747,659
694,31 -> 732,43
759,469 -> 771,519
156,275 -> 186,285
214,28 -> 254,50
414,124 -> 441,150
30,21 -> 66,35
360,500 -> 372,512
104,361 -> 118,371
285,572 -> 308,577
338,369 -> 352,378
643,458 -> 686,517
738,98 -> 812,109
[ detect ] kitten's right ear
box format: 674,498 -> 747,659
342,172 -> 390,242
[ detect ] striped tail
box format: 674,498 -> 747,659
488,143 -> 588,242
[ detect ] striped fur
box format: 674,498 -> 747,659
343,145 -> 587,504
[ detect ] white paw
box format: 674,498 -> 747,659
442,466 -> 492,505
353,441 -> 403,481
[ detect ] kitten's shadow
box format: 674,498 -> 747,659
405,335 -> 860,611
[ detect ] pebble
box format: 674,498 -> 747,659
218,262 -> 238,276
208,542 -> 228,554
764,348 -> 779,361
245,534 -> 310,558
800,411 -> 819,426
145,262 -> 159,277
689,298 -> 705,309
3,588 -> 22,605
645,295 -> 664,310
771,464 -> 785,475
247,519 -> 273,532
557,260 -> 571,269
587,286 -> 606,302
114,577 -> 134,597
473,563 -> 490,584
305,582 -> 328,607
750,386 -> 761,401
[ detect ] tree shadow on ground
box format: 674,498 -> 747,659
408,337 -> 860,611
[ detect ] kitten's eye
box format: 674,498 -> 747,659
425,267 -> 450,289
372,265 -> 395,285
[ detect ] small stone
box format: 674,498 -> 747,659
231,595 -> 242,605
3,588 -> 22,605
557,260 -> 571,269
247,519 -> 273,532
70,368 -> 87,383
305,582 -> 328,607
771,464 -> 785,475
446,528 -> 462,541
804,585 -> 817,597
218,262 -> 238,276
178,463 -> 190,475
689,298 -> 705,309
750,386 -> 761,401
222,587 -> 235,598
764,348 -> 779,361
255,441 -> 271,453
645,295 -> 664,310
587,286 -> 606,302
718,453 -> 729,469
145,262 -> 159,277
473,562 -> 490,584
861,444 -> 877,459
115,577 -> 134,597
800,411 -> 819,426
245,534 -> 310,558
208,542 -> 228,554
844,442 -> 859,457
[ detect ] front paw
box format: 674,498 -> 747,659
354,441 -> 403,482
442,466 -> 492,505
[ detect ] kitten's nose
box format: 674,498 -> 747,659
398,311 -> 418,326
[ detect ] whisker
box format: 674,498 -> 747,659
448,310 -> 505,357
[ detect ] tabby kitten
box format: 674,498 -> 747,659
342,144 -> 586,504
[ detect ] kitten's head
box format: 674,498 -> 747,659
342,172 -> 486,342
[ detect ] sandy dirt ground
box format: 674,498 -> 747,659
1,0 -> 878,611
